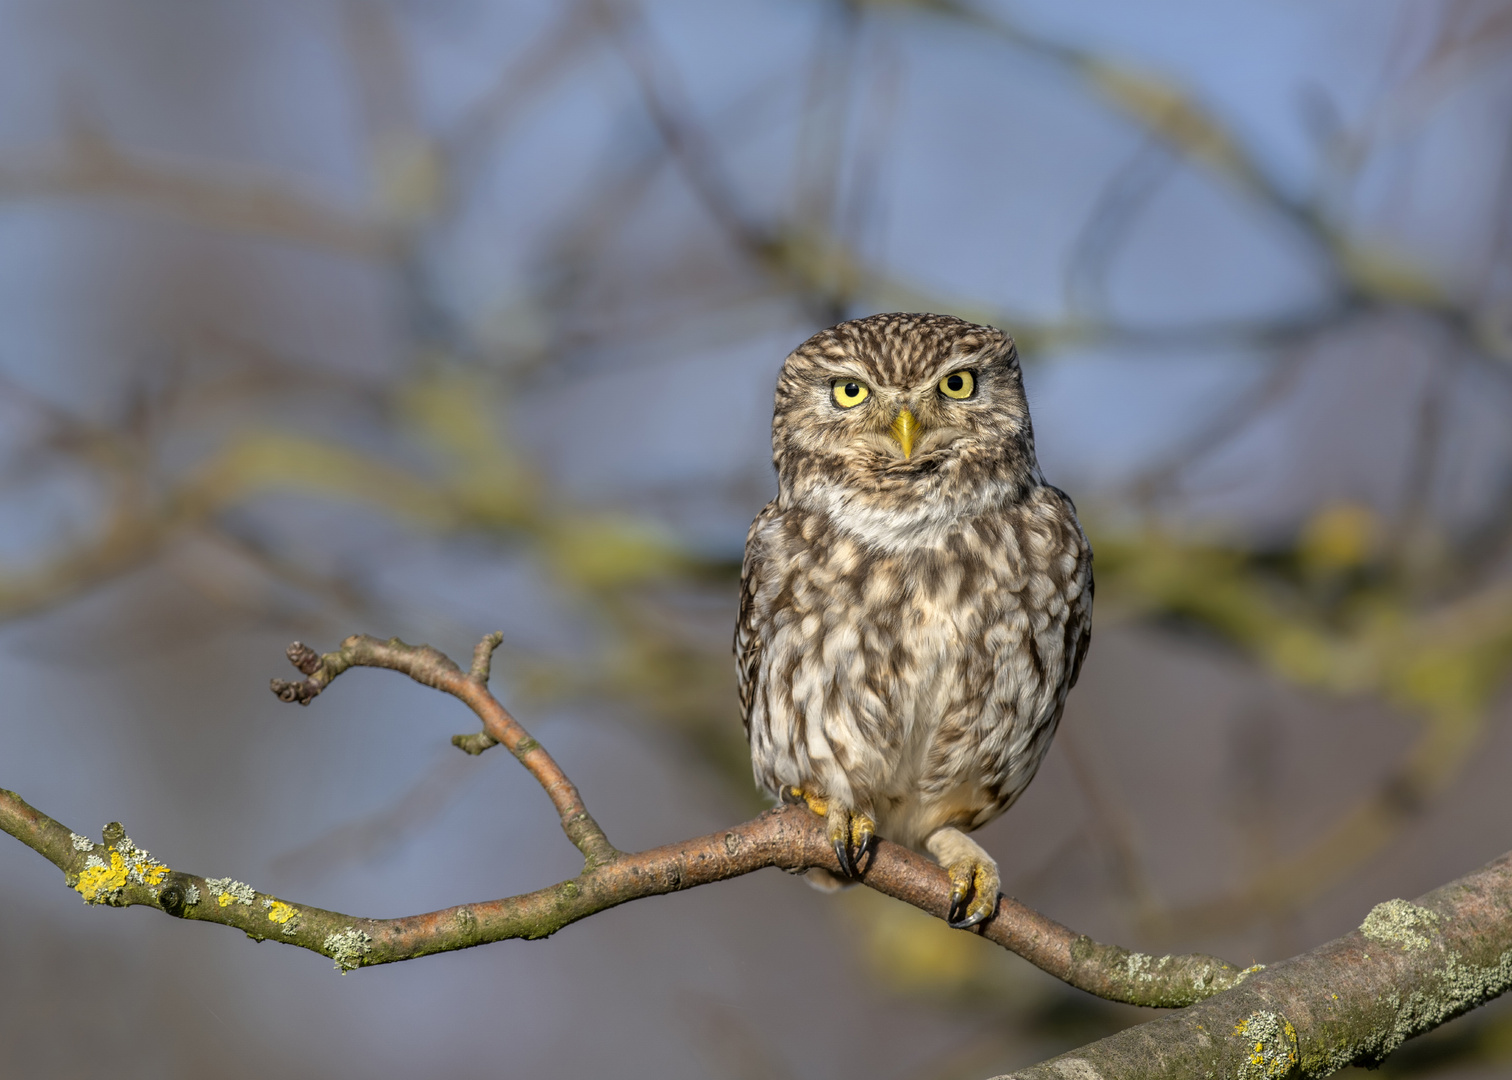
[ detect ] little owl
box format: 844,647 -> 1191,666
736,313 -> 1092,928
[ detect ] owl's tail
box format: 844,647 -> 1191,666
801,867 -> 856,892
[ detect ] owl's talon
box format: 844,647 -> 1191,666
949,905 -> 991,930
785,787 -> 874,878
947,885 -> 968,927
943,855 -> 999,930
833,835 -> 854,877
819,803 -> 875,878
852,818 -> 875,871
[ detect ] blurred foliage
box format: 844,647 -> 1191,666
1094,513 -> 1512,934
2,2 -> 1512,1075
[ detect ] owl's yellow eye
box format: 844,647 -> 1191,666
832,380 -> 870,408
938,370 -> 975,399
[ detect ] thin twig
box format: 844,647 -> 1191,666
270,632 -> 618,868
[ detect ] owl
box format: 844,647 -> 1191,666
736,313 -> 1092,928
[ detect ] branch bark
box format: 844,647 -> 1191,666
0,787 -> 1248,999
1,632 -> 1244,1005
998,856 -> 1512,1078
3,630 -> 1509,1079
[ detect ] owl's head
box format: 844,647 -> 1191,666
771,313 -> 1041,542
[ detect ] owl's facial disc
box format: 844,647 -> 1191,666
773,316 -> 1040,523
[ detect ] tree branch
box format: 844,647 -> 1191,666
1,632 -> 1245,1005
997,855 -> 1512,1078
6,630 -> 1510,1077
0,785 -> 1247,1001
269,632 -> 618,869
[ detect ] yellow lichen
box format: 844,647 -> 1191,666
74,852 -> 128,904
73,839 -> 170,905
265,900 -> 298,925
1235,1011 -> 1298,1078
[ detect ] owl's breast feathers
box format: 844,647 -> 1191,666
737,484 -> 1092,848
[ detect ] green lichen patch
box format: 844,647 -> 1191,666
1123,951 -> 1251,996
324,927 -> 373,973
1361,899 -> 1441,951
69,832 -> 95,852
1235,1010 -> 1299,1079
183,883 -> 201,906
1185,964 -> 1224,996
1122,951 -> 1168,981
1297,947 -> 1512,1071
1372,949 -> 1512,1060
114,836 -> 169,887
206,876 -> 256,907
1066,938 -> 1249,1006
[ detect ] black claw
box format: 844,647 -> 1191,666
781,786 -> 803,806
947,892 -> 966,926
853,838 -> 872,874
949,908 -> 988,930
833,836 -> 854,877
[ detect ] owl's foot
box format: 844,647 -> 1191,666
926,827 -> 1000,930
943,857 -> 1000,929
830,805 -> 876,877
782,786 -> 875,877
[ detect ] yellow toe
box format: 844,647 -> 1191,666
786,788 -> 875,877
826,805 -> 875,877
945,858 -> 1000,929
784,785 -> 831,818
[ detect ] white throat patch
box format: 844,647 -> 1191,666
804,481 -> 1004,553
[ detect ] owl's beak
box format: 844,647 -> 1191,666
890,408 -> 919,458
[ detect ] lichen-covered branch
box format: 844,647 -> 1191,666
997,855 -> 1512,1078
0,630 -> 1251,1003
269,632 -> 618,869
0,784 -> 1245,999
7,629 -> 1510,1077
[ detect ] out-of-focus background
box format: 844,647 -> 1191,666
1,2 -> 1510,1077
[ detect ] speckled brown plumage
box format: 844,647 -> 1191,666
736,312 -> 1092,926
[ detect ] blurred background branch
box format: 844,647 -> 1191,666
0,1 -> 1510,1077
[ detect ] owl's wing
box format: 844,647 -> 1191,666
1066,562 -> 1093,689
1050,486 -> 1094,690
735,500 -> 781,741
